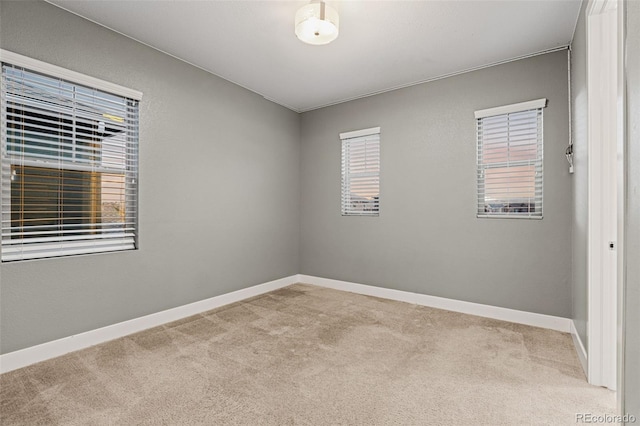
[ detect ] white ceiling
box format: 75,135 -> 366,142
47,0 -> 581,112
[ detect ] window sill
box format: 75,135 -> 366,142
477,214 -> 543,220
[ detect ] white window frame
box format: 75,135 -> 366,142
475,99 -> 546,219
0,50 -> 142,262
340,127 -> 380,216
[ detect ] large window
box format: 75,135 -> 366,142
1,51 -> 141,261
475,99 -> 546,219
341,127 -> 380,216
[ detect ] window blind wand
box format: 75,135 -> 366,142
566,144 -> 574,174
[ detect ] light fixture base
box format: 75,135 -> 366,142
295,1 -> 339,45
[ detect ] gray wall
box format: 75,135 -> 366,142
0,1 -> 577,356
571,0 -> 589,348
300,51 -> 572,317
624,0 -> 640,420
0,1 -> 301,354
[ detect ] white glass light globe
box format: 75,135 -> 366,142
295,2 -> 339,45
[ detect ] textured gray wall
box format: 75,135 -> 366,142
300,51 -> 572,317
0,1 -> 300,354
571,0 -> 589,348
0,1 -> 577,357
624,0 -> 640,420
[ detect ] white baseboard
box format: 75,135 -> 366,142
0,274 -> 576,375
297,275 -> 572,333
570,320 -> 588,376
0,275 -> 298,374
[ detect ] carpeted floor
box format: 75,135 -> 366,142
0,284 -> 615,425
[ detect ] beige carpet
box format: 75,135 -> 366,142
0,284 -> 615,425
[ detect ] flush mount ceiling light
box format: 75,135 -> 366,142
295,1 -> 339,45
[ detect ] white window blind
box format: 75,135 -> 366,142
1,56 -> 141,261
341,127 -> 380,216
476,99 -> 545,219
